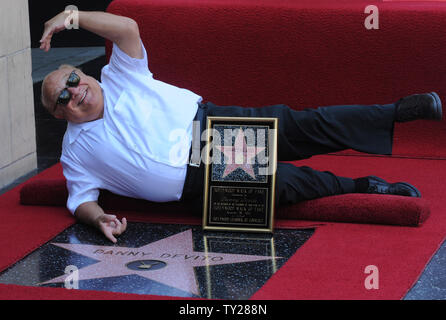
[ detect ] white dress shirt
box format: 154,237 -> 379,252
60,41 -> 201,214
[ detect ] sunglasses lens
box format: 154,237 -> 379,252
67,71 -> 80,87
54,70 -> 80,110
57,89 -> 71,105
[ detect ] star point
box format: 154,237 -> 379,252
40,229 -> 280,296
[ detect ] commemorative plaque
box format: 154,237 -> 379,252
202,117 -> 278,233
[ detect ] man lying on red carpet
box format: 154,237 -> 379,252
39,10 -> 443,243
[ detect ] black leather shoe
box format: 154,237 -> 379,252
395,92 -> 442,122
365,176 -> 421,197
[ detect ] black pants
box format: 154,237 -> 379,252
181,101 -> 396,206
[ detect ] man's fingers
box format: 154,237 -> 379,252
99,215 -> 127,242
112,217 -> 121,230
39,40 -> 47,50
40,28 -> 53,44
112,217 -> 127,235
40,38 -> 52,52
103,228 -> 117,244
115,217 -> 127,235
103,214 -> 116,221
40,27 -> 60,52
39,32 -> 49,43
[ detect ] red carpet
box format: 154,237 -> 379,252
1,155 -> 446,299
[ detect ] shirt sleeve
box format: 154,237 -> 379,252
60,154 -> 100,215
108,39 -> 152,76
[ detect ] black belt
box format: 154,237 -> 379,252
181,102 -> 208,202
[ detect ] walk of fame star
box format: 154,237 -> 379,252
40,229 -> 281,296
214,127 -> 266,179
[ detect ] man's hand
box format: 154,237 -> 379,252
96,214 -> 128,244
75,201 -> 128,243
40,11 -> 70,52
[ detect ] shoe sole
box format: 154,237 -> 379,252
395,182 -> 422,198
368,176 -> 421,198
428,92 -> 443,120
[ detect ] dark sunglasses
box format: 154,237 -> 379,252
53,70 -> 81,112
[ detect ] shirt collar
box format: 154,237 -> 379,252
66,119 -> 102,144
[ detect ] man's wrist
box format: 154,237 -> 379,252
74,202 -> 105,228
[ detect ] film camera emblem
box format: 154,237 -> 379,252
125,260 -> 167,271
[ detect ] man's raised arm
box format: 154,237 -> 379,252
40,10 -> 142,59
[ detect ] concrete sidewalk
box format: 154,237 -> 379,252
31,46 -> 105,83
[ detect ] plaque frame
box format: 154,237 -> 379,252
202,116 -> 278,233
